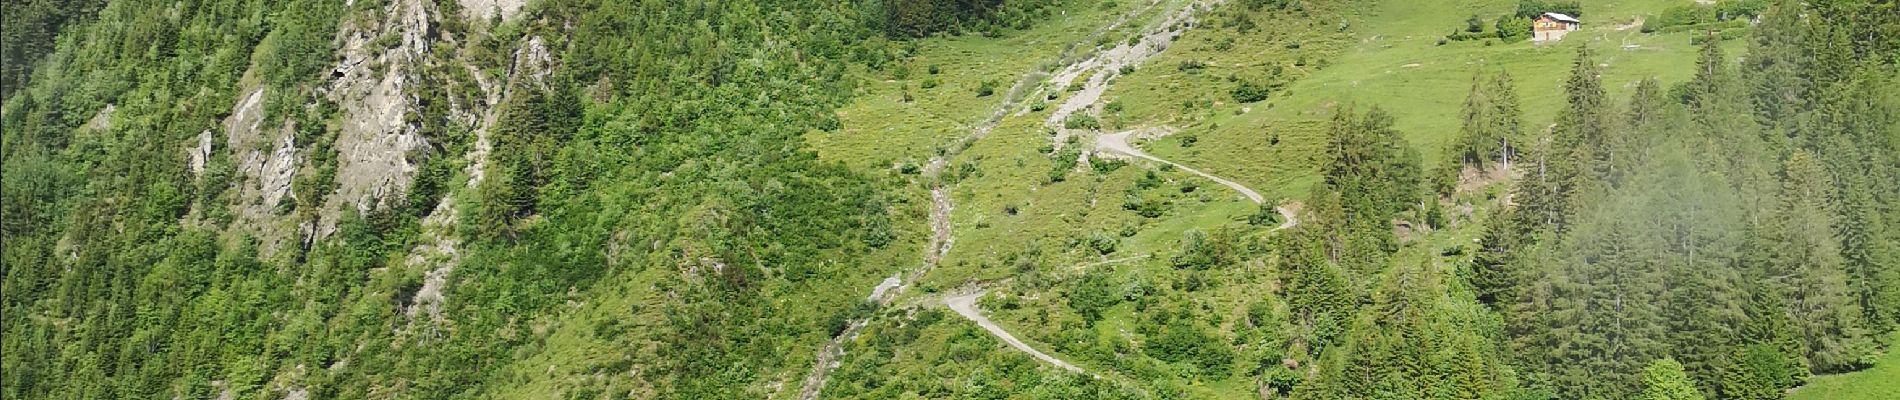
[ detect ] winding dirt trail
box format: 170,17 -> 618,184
792,3 -> 1172,398
1096,128 -> 1261,203
1096,128 -> 1299,230
791,1 -> 1314,396
944,290 -> 1086,374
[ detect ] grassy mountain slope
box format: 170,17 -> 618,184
4,0 -> 1897,399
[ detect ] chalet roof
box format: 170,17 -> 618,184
1541,12 -> 1581,23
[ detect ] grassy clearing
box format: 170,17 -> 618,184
1789,343 -> 1900,400
811,0 -> 1760,397
811,0 -> 1175,172
1116,0 -> 1732,192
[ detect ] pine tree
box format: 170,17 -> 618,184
1640,358 -> 1706,400
1716,284 -> 1808,400
1470,209 -> 1522,308
1611,78 -> 1664,184
1452,70 -> 1525,172
1454,71 -> 1494,168
1687,34 -> 1776,218
1637,148 -> 1748,389
1313,261 -> 1506,400
1757,151 -> 1871,372
1278,233 -> 1357,359
1686,32 -> 1729,117
1487,71 -> 1523,171
1538,44 -> 1611,231
1745,0 -> 1810,152
1318,106 -> 1422,275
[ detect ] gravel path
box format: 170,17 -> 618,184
945,290 -> 1086,374
1095,127 -> 1300,230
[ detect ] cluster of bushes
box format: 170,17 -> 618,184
1443,0 -> 1586,44
1232,79 -> 1277,103
1642,0 -> 1765,34
874,0 -> 1062,38
1512,0 -> 1582,19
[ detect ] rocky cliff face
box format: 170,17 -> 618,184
209,0 -> 538,256
221,87 -> 302,254
316,0 -> 435,238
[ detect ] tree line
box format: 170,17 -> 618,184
1271,0 -> 1900,398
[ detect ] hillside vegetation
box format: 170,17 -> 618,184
3,0 -> 1898,399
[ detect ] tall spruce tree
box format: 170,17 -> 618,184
1451,70 -> 1524,171
1640,358 -> 1706,400
1454,71 -> 1495,168
1537,45 -> 1611,230
1745,0 -> 1810,152
1309,261 -> 1507,400
1716,284 -> 1809,399
1756,151 -> 1870,372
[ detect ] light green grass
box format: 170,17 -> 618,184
1789,345 -> 1900,400
812,0 -> 1750,397
1113,0 -> 1736,193
810,0 -> 1178,171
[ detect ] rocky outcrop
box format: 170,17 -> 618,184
84,104 -> 114,131
458,0 -> 526,23
221,87 -> 303,254
189,130 -> 214,176
317,0 -> 437,237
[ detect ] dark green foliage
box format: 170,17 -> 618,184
1276,234 -> 1356,359
1308,106 -> 1422,276
0,0 -> 108,99
1063,114 -> 1101,130
1306,261 -> 1508,400
1070,267 -> 1120,323
1494,15 -> 1532,42
876,0 -> 1060,38
1494,3 -> 1900,398
1248,203 -> 1284,227
1172,229 -> 1238,270
1177,59 -> 1207,73
1753,152 -> 1873,372
1146,322 -> 1235,378
1640,359 -> 1706,400
1514,0 -> 1581,18
1323,106 -> 1422,222
1087,231 -> 1120,255
1450,70 -> 1522,170
1232,79 -> 1275,103
1717,286 -> 1809,399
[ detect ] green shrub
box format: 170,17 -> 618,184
1064,114 -> 1102,130
1213,37 -> 1236,51
1248,204 -> 1284,226
1087,232 -> 1119,255
1233,79 -> 1274,103
1178,59 -> 1208,73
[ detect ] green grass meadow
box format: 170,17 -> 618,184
1788,337 -> 1900,400
804,0 -> 1804,397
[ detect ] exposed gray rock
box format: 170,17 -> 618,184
459,0 -> 526,23
318,0 -> 435,237
189,130 -> 214,176
221,87 -> 302,254
84,104 -> 114,131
